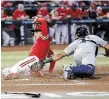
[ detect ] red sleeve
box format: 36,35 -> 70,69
13,10 -> 18,20
45,10 -> 49,16
67,8 -> 73,16
13,10 -> 27,20
82,11 -> 88,17
1,13 -> 7,18
101,12 -> 105,16
47,48 -> 56,73
47,48 -> 54,57
56,8 -> 60,16
72,11 -> 79,18
23,11 -> 27,17
37,9 -> 42,15
36,18 -> 48,36
1,1 -> 7,7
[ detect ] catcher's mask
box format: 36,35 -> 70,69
76,26 -> 88,38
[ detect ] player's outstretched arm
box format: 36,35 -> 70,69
44,51 -> 66,64
104,43 -> 109,50
30,51 -> 66,72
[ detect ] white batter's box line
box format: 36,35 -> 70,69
67,92 -> 109,97
2,82 -> 94,87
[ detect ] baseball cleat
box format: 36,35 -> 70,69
62,65 -> 71,80
1,67 -> 11,78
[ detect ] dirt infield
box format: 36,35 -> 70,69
1,68 -> 109,92
1,45 -> 109,92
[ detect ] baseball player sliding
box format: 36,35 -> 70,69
2,17 -> 55,80
31,26 -> 109,80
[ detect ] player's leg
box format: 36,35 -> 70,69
47,48 -> 56,73
61,25 -> 68,44
2,56 -> 41,80
68,55 -> 96,79
12,56 -> 45,77
49,27 -> 55,38
71,23 -> 77,41
82,55 -> 96,66
63,55 -> 96,80
2,31 -> 10,46
63,64 -> 76,80
1,66 -> 20,80
63,64 -> 95,80
55,25 -> 61,44
81,55 -> 96,76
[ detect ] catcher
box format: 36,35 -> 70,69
2,17 -> 55,80
31,26 -> 109,80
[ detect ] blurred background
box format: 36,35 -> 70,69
1,0 -> 109,46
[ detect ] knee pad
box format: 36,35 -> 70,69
63,64 -> 95,80
73,64 -> 95,78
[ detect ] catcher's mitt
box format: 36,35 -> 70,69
30,60 -> 45,72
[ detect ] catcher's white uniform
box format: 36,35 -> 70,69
64,35 -> 107,66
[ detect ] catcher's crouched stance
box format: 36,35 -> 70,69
1,17 -> 55,80
31,26 -> 109,80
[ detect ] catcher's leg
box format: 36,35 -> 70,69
63,64 -> 75,80
63,64 -> 95,80
72,64 -> 95,79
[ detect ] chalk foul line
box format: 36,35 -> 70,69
2,82 -> 93,86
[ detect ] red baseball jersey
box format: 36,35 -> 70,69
97,12 -> 105,16
72,8 -> 88,18
1,1 -> 7,7
29,18 -> 50,60
66,7 -> 73,16
56,7 -> 66,20
56,7 -> 72,20
1,13 -> 7,18
36,8 -> 49,17
13,9 -> 27,20
36,8 -> 50,31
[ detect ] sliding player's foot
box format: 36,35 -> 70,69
1,68 -> 19,80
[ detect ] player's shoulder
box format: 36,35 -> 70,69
86,35 -> 101,39
67,7 -> 72,10
71,38 -> 82,45
56,7 -> 60,10
14,9 -> 19,13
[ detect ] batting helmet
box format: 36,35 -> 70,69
76,26 -> 88,37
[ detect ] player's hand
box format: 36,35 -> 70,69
58,16 -> 62,20
33,16 -> 38,22
31,60 -> 45,72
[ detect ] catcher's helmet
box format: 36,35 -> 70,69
76,26 -> 88,37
